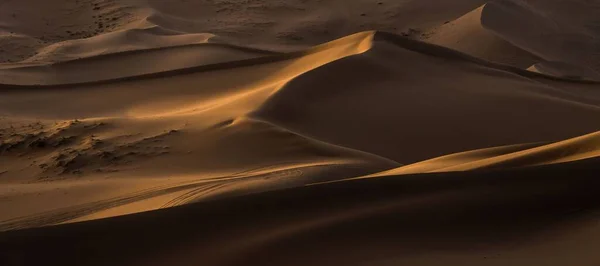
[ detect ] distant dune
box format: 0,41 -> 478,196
0,1 -> 599,266
419,4 -> 540,68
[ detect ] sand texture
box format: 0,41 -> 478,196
0,0 -> 599,265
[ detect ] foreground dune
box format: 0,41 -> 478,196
1,158 -> 599,265
0,1 -> 599,265
1,29 -> 598,266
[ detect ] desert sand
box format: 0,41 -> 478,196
0,0 -> 599,265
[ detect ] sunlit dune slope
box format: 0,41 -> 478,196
351,131 -> 600,178
1,157 -> 599,266
254,32 -> 600,164
1,30 -> 598,231
0,1 -> 599,265
420,4 -> 539,68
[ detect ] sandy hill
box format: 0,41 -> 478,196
0,1 -> 599,266
419,4 -> 540,68
483,0 -> 600,80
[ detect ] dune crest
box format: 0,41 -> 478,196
420,4 -> 539,68
1,1 -> 600,265
482,0 -> 600,80
353,131 -> 600,178
1,30 -> 598,230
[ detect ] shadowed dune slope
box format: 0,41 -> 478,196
0,30 -> 598,234
0,0 -> 486,66
0,32 -> 388,229
1,158 -> 599,266
0,42 -> 278,85
353,130 -> 600,178
0,1 -> 600,264
482,0 -> 600,80
420,4 -> 539,68
0,30 -> 599,230
254,32 -> 600,164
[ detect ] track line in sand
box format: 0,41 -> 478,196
0,163 -> 344,232
159,183 -> 228,209
159,168 -> 305,208
0,180 -> 206,232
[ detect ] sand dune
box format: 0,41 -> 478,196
0,1 -> 599,266
419,0 -> 600,80
0,41 -> 277,85
255,32 -> 600,163
420,4 -> 539,68
482,0 -> 600,79
352,131 -> 600,178
1,158 -> 599,266
0,0 -> 485,64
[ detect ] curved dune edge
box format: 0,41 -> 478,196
16,27 -> 215,65
526,61 -> 600,80
0,160 -> 376,232
349,131 -> 600,179
421,4 -> 540,69
481,0 -> 600,81
374,32 -> 600,84
0,43 -> 279,86
0,156 -> 598,266
1,20 -> 599,265
2,30 -> 599,88
1,130 -> 598,232
1,28 -> 598,229
1,1 -> 599,264
0,31 -> 374,87
0,115 -> 397,230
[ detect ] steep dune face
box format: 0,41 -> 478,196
355,131 -> 600,177
0,0 -> 489,67
482,0 -> 600,79
24,27 -> 215,63
0,1 -> 599,266
1,30 -> 598,232
0,0 -> 485,83
418,0 -> 600,80
1,158 -> 599,266
0,42 -> 276,85
0,0 -> 140,64
135,0 -> 488,49
0,32 -> 390,226
420,4 -> 539,68
255,33 -> 600,164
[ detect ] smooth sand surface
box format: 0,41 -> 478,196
0,1 -> 599,266
420,4 -> 540,68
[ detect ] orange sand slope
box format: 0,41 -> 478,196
0,30 -> 599,266
1,0 -> 600,265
